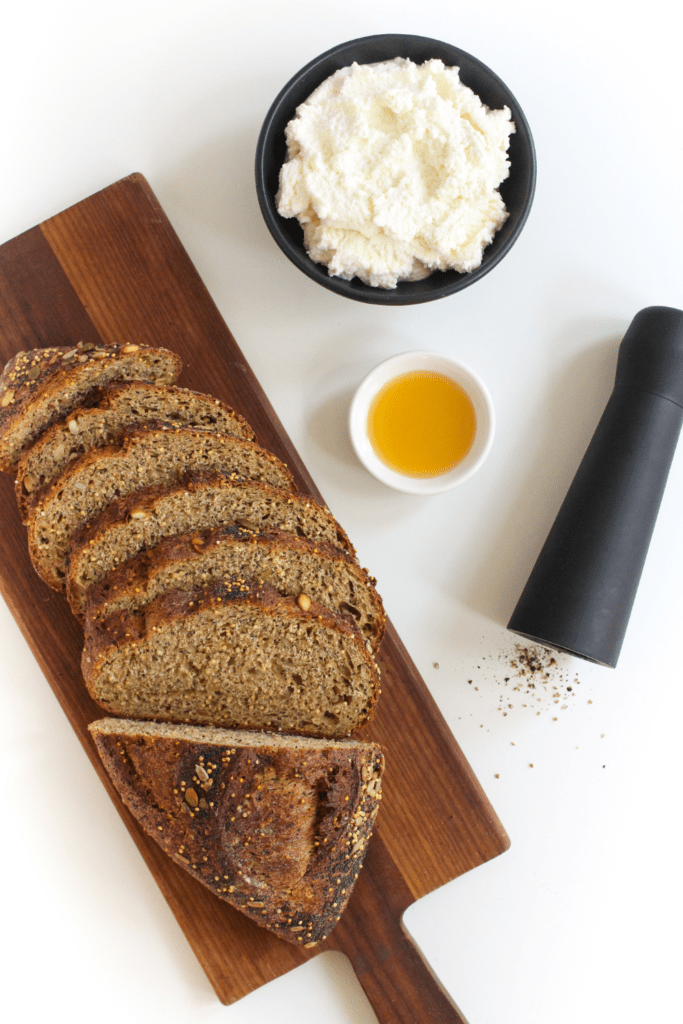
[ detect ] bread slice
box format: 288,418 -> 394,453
82,580 -> 380,738
0,342 -> 181,471
15,381 -> 256,522
27,426 -> 295,589
66,471 -> 354,616
89,717 -> 383,945
83,523 -> 385,649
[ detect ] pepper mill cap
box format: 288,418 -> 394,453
616,305 -> 683,406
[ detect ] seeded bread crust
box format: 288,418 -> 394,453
15,381 -> 256,522
66,470 -> 355,615
0,342 -> 182,471
82,579 -> 381,738
83,523 -> 385,648
27,426 -> 296,589
89,717 -> 384,945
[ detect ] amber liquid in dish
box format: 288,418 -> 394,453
368,370 -> 476,478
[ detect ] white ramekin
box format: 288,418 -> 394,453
349,351 -> 495,494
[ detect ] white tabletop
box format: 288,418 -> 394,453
2,3 -> 681,1022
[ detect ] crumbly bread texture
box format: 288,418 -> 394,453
0,342 -> 182,471
15,382 -> 256,522
27,427 -> 295,589
83,523 -> 385,648
66,471 -> 354,616
89,717 -> 384,944
82,580 -> 380,738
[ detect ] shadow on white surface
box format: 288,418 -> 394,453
463,322 -> 622,626
306,385 -> 358,469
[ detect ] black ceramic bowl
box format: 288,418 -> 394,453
255,34 -> 537,306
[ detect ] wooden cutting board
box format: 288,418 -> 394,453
0,174 -> 509,1024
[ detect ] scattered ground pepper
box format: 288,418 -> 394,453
491,642 -> 582,718
457,639 -> 589,724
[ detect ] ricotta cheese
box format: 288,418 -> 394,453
276,58 -> 515,289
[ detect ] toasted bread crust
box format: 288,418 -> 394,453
89,717 -> 384,944
0,342 -> 182,470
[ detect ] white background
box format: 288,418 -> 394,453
2,2 -> 682,1022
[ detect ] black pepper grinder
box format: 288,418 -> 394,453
507,305 -> 683,667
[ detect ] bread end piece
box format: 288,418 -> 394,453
89,717 -> 384,945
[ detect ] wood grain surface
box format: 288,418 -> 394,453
0,173 -> 510,1024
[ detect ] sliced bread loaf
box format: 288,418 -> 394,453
83,523 -> 385,648
15,381 -> 256,522
82,579 -> 380,738
66,471 -> 354,615
0,342 -> 181,471
27,426 -> 295,589
89,717 -> 383,945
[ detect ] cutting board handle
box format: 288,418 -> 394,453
349,923 -> 469,1024
328,833 -> 470,1024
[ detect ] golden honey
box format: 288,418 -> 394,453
368,370 -> 476,478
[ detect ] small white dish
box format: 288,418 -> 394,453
349,351 -> 495,494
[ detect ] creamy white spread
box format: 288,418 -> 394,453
276,58 -> 515,289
